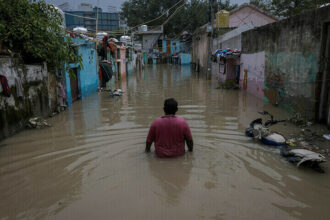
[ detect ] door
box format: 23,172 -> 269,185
166,40 -> 171,55
70,68 -> 79,102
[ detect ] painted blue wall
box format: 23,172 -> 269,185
180,53 -> 191,65
78,39 -> 97,98
64,38 -> 97,107
170,40 -> 180,55
162,41 -> 167,53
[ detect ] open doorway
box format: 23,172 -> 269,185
70,68 -> 79,102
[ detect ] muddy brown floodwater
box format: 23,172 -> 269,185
0,65 -> 330,220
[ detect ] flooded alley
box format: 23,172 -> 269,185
1,65 -> 330,220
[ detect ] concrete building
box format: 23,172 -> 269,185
135,25 -> 164,50
65,6 -> 120,31
58,2 -> 71,11
78,3 -> 93,12
192,4 -> 279,76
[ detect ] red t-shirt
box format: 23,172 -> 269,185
147,115 -> 193,157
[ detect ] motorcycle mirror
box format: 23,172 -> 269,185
258,111 -> 269,115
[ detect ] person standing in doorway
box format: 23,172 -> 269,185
145,98 -> 193,157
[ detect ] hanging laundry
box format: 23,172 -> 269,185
99,61 -> 113,87
15,77 -> 24,97
0,74 -> 11,97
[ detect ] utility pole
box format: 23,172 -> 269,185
96,0 -> 100,36
207,0 -> 215,79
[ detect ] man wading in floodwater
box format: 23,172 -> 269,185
145,98 -> 193,157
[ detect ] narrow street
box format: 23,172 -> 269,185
1,65 -> 329,220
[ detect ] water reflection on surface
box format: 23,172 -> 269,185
0,65 -> 329,220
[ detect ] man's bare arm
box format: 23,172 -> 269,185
186,139 -> 193,152
145,141 -> 152,152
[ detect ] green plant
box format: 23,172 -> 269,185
0,0 -> 82,71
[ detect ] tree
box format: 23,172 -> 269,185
216,0 -> 238,12
121,0 -> 237,37
0,0 -> 81,69
250,0 -> 330,17
249,0 -> 272,12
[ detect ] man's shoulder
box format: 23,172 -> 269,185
151,117 -> 163,125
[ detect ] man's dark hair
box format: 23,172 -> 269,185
164,98 -> 178,115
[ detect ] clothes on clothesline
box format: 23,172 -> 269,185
99,61 -> 113,87
212,48 -> 241,63
0,74 -> 11,97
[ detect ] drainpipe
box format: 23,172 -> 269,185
318,23 -> 330,124
207,0 -> 215,79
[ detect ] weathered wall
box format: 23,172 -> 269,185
142,34 -> 161,50
118,46 -> 126,79
241,5 -> 330,120
240,52 -> 265,100
191,25 -> 209,73
0,58 -> 50,140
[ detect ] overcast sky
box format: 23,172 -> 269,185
45,0 -> 250,11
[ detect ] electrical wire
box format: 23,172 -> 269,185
173,2 -> 207,39
161,2 -> 186,26
64,12 -> 96,20
128,0 -> 186,32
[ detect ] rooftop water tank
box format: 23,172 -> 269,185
96,32 -> 108,40
139,25 -> 148,32
120,36 -> 131,44
73,27 -> 88,33
216,10 -> 229,28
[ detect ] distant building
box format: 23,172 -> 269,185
119,17 -> 128,30
108,5 -> 117,13
65,5 -> 120,31
58,2 -> 71,11
192,3 -> 279,76
78,3 -> 93,12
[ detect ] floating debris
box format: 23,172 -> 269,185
289,112 -> 307,126
323,134 -> 330,140
27,117 -> 51,129
281,148 -> 326,167
109,89 -> 124,97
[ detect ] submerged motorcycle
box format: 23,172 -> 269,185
246,111 -> 326,170
245,111 -> 286,146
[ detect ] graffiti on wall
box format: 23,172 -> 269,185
264,52 -> 318,118
267,52 -> 318,84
